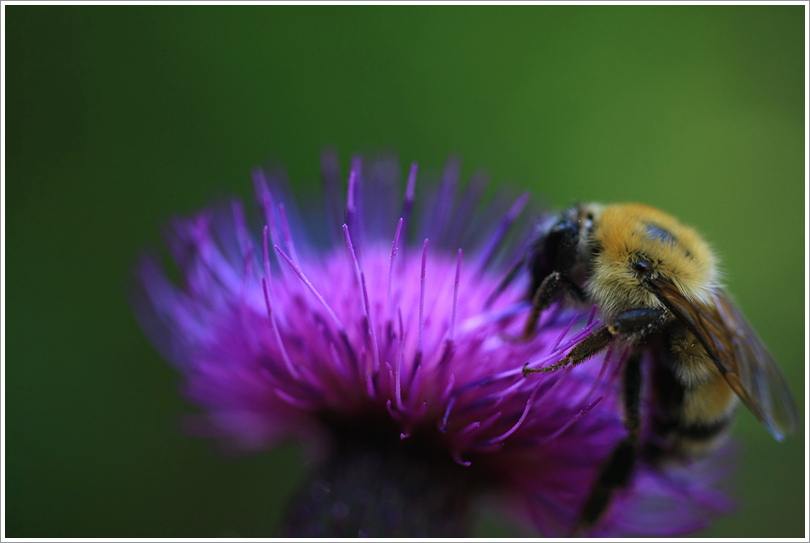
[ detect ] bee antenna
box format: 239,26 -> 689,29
484,252 -> 528,309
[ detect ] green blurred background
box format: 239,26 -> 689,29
5,5 -> 806,538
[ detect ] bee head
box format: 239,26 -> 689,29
587,204 -> 720,315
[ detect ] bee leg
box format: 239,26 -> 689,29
523,325 -> 613,375
523,307 -> 665,375
605,307 -> 668,338
522,271 -> 585,339
572,351 -> 643,536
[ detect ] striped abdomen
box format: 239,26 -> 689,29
649,324 -> 738,460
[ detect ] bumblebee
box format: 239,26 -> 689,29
500,203 -> 798,533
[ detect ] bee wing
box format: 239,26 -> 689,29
648,278 -> 798,441
711,290 -> 798,440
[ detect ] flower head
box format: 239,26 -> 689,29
133,152 -> 735,537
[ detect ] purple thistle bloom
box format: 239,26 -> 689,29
132,153 -> 736,537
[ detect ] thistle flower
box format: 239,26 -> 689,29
132,153 -> 736,537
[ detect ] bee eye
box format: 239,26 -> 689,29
633,260 -> 651,274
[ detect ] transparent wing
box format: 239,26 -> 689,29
648,278 -> 798,441
711,290 -> 798,440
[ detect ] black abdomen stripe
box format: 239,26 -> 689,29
674,416 -> 732,440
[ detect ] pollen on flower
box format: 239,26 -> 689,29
132,152 -> 736,537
